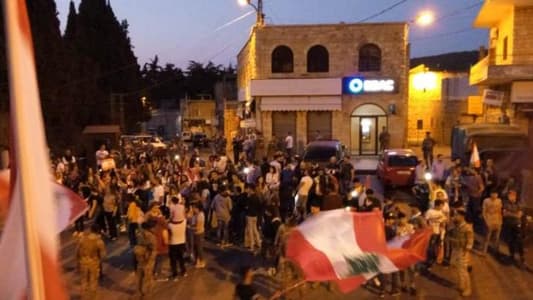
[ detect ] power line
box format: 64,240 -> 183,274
358,0 -> 409,22
411,27 -> 476,41
435,1 -> 483,22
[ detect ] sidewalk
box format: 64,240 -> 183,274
352,156 -> 379,174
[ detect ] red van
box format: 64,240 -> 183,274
376,149 -> 418,187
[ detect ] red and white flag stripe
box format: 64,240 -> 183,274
0,170 -> 88,232
286,209 -> 432,293
0,0 -> 69,299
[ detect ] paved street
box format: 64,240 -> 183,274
61,225 -> 533,300
61,175 -> 533,300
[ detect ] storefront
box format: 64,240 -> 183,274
350,104 -> 388,155
307,111 -> 332,141
342,77 -> 401,156
272,111 -> 296,140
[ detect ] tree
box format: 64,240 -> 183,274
185,61 -> 224,98
66,0 -> 145,131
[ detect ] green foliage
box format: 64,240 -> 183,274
344,253 -> 380,277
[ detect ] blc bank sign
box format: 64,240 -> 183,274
342,77 -> 397,95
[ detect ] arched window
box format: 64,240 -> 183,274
358,44 -> 381,72
307,45 -> 329,72
271,45 -> 294,73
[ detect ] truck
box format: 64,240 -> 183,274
451,124 -> 530,178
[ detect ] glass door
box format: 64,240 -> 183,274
359,117 -> 378,155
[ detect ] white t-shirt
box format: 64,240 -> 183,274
298,176 -> 313,196
425,208 -> 447,234
168,220 -> 187,245
270,160 -> 282,174
152,185 -> 165,203
285,135 -> 294,149
95,149 -> 109,166
169,202 -> 186,222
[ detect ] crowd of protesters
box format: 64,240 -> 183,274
49,130 -> 530,299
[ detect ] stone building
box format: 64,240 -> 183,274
180,97 -> 217,137
469,0 -> 533,147
407,51 -> 480,145
237,22 -> 409,155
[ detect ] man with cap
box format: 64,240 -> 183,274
448,208 -> 474,297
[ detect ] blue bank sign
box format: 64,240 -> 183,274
342,77 -> 397,95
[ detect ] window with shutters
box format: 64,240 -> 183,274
358,44 -> 382,72
271,45 -> 294,73
307,45 -> 329,72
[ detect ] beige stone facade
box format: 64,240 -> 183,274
181,99 -> 217,137
407,65 -> 477,146
470,1 -> 533,158
237,22 -> 409,155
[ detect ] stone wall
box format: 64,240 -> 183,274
513,6 -> 533,65
238,23 -> 409,151
253,23 -> 408,80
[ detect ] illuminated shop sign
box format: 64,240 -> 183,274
342,77 -> 397,95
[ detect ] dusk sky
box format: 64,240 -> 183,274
56,0 -> 488,68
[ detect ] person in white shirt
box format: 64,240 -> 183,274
425,199 -> 447,267
168,217 -> 187,279
296,169 -> 313,219
61,149 -> 76,166
431,154 -> 446,185
415,160 -> 428,185
265,165 -> 280,191
269,156 -> 282,174
152,178 -> 165,205
95,144 -> 109,169
169,196 -> 185,223
284,132 -> 294,158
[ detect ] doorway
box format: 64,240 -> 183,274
350,104 -> 387,155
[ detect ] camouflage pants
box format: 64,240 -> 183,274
452,250 -> 471,295
80,261 -> 100,300
137,260 -> 155,296
277,257 -> 304,299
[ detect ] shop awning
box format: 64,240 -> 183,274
260,96 -> 341,111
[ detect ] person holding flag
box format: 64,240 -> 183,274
0,1 -> 87,299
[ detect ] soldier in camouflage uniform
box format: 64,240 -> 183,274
76,224 -> 106,300
274,217 -> 304,299
134,220 -> 158,297
448,208 -> 474,297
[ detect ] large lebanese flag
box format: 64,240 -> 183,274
0,0 -> 76,299
0,170 -> 88,231
286,210 -> 432,293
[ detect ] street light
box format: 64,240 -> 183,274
238,0 -> 264,26
415,10 -> 434,27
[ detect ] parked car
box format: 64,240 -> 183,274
192,132 -> 209,148
120,135 -> 168,153
302,140 -> 344,167
377,149 -> 418,187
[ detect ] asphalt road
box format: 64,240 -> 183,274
61,177 -> 533,300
